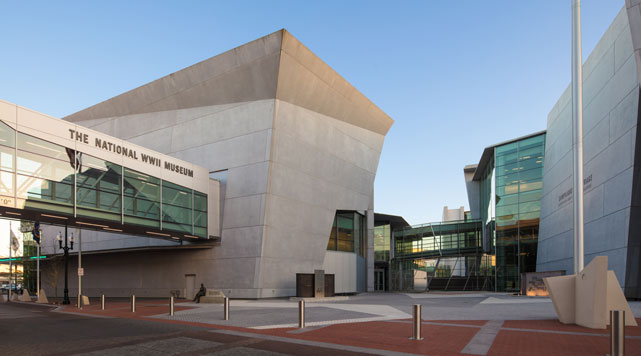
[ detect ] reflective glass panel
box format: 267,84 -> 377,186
123,168 -> 160,228
162,180 -> 192,234
76,154 -> 122,221
0,121 -> 15,148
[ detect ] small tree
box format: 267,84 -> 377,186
43,255 -> 63,303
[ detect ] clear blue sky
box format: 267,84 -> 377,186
0,1 -> 625,225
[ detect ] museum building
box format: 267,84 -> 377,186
378,5 -> 641,299
0,29 -> 394,299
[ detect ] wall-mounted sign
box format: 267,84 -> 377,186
68,129 -> 194,177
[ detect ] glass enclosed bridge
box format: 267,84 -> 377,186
391,219 -> 494,292
0,100 -> 220,242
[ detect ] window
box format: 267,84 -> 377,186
326,211 -> 365,256
123,168 -> 160,228
76,154 -> 122,221
162,180 -> 192,234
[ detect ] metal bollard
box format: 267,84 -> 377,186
608,310 -> 625,356
298,300 -> 305,328
131,294 -> 136,313
101,294 -> 105,310
409,304 -> 423,340
223,297 -> 229,320
169,296 -> 174,316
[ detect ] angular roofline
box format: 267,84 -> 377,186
471,130 -> 546,181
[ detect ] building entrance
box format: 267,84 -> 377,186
184,274 -> 195,300
374,269 -> 385,291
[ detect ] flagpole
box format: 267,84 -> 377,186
572,0 -> 585,274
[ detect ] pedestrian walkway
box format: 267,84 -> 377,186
48,292 -> 641,355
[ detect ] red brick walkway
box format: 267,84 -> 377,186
55,301 -> 641,356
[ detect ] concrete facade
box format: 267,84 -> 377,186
537,6 -> 641,298
51,30 -> 392,298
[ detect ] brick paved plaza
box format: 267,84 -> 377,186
3,292 -> 641,355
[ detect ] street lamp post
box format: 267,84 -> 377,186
57,226 -> 74,305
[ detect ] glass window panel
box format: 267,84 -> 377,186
518,146 -> 543,162
162,181 -> 192,209
496,162 -> 519,176
17,174 -> 53,201
496,192 -> 518,207
17,151 -> 74,182
162,180 -> 192,234
327,216 -> 337,250
495,151 -> 517,167
123,168 -> 160,226
18,133 -> 69,160
0,171 -> 13,196
76,155 -> 121,214
519,157 -> 544,171
518,200 -> 540,214
194,226 -> 207,238
194,211 -> 207,228
0,121 -> 15,148
519,189 -> 542,203
194,192 -> 207,212
337,214 -> 354,252
519,180 -> 542,193
518,212 -> 540,226
519,167 -> 543,183
496,214 -> 518,229
517,134 -> 544,149
496,184 -> 519,196
495,142 -> 517,155
0,146 -> 14,171
124,215 -> 159,228
496,203 -> 518,217
496,172 -> 519,187
52,182 -> 73,204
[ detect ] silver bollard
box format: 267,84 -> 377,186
131,294 -> 136,313
169,296 -> 174,316
101,294 -> 105,310
410,304 -> 423,340
298,300 -> 305,328
223,297 -> 229,320
608,310 -> 625,356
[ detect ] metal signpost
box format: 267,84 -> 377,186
78,230 -> 82,309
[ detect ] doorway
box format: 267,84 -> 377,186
375,269 -> 385,291
184,274 -> 195,300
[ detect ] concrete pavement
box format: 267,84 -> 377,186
5,292 -> 641,355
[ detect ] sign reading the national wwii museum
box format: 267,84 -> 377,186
68,129 -> 194,177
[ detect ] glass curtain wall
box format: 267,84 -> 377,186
326,211 -> 365,258
374,224 -> 390,262
494,134 -> 545,291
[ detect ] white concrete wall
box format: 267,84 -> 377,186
537,8 -> 639,290
322,251 -> 357,293
259,100 -> 384,297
